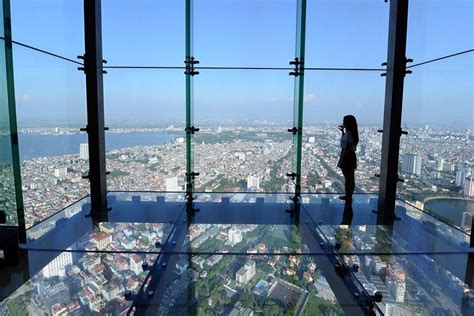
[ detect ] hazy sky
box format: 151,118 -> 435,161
8,0 -> 474,126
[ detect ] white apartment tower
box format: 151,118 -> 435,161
401,153 -> 422,176
80,143 -> 89,160
42,251 -> 73,278
246,176 -> 260,191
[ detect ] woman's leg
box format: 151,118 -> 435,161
342,167 -> 355,200
342,168 -> 350,198
348,168 -> 355,198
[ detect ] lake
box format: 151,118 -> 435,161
424,198 -> 474,227
0,132 -> 174,163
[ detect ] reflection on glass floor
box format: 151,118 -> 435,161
1,192 -> 473,315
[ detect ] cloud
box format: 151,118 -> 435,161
264,93 -> 317,104
303,93 -> 316,103
264,96 -> 282,103
17,94 -> 32,103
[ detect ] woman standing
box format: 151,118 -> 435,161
337,115 -> 359,202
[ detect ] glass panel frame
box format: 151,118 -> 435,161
0,0 -> 23,231
13,44 -> 88,229
192,69 -> 295,194
302,70 -> 385,194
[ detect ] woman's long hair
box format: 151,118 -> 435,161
344,115 -> 359,147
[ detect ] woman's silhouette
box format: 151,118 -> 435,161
337,115 -> 359,202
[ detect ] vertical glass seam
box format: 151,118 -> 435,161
3,0 -> 25,240
293,0 -> 307,197
185,0 -> 194,196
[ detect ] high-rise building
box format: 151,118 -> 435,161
436,158 -> 445,171
456,168 -> 472,187
228,227 -> 243,246
401,153 -> 422,175
236,260 -> 256,285
462,212 -> 473,228
130,255 -> 143,275
358,144 -> 366,157
79,143 -> 89,160
42,251 -> 73,278
394,281 -> 406,302
464,176 -> 474,198
54,167 -> 68,178
247,176 -> 260,191
165,177 -> 181,191
94,232 -> 112,250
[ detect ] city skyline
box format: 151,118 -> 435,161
12,117 -> 474,129
12,123 -> 472,230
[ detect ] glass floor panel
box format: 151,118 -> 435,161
0,249 -> 157,315
334,253 -> 474,315
2,192 -> 472,315
182,224 -> 314,254
130,254 -> 371,316
300,194 -> 380,226
317,223 -> 470,255
24,193 -> 186,251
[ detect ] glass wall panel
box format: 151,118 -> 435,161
400,0 -> 474,232
302,71 -> 384,194
10,0 -> 83,60
406,0 -> 473,63
13,44 -> 88,228
194,0 -> 296,67
400,54 -> 473,231
305,0 -> 389,68
193,70 -> 294,193
0,41 -> 17,226
102,0 -> 184,66
0,5 -> 5,37
104,69 -> 185,192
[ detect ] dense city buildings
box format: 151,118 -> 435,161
17,124 -> 473,230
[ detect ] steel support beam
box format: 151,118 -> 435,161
378,0 -> 409,225
83,0 -> 108,219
